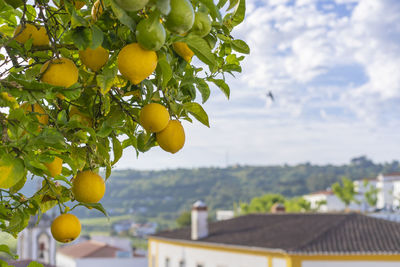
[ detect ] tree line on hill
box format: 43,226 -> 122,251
74,156 -> 399,229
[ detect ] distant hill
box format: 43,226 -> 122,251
73,156 -> 400,228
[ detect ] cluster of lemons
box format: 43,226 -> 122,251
9,0 -> 212,243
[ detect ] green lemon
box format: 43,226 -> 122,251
136,18 -> 166,51
190,12 -> 211,37
165,0 -> 195,34
115,0 -> 148,11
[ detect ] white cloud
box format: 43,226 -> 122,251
115,0 -> 400,170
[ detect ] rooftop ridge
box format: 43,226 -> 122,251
292,213 -> 356,251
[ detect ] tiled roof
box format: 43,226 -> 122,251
58,240 -> 123,258
384,172 -> 400,177
152,213 -> 400,254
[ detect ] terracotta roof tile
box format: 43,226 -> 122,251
58,240 -> 122,258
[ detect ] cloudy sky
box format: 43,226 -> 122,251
116,0 -> 400,170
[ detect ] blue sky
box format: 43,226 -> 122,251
116,0 -> 400,170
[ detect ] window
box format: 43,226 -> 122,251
179,260 -> 185,267
165,257 -> 170,267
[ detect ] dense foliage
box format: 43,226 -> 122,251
0,0 -> 248,261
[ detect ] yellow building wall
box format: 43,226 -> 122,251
149,238 -> 400,267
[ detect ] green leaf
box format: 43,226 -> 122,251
6,208 -> 30,235
71,27 -> 91,50
110,0 -> 136,31
232,0 -> 246,27
27,262 -> 45,267
183,102 -> 209,127
97,65 -> 118,95
71,10 -> 89,28
199,0 -> 222,21
156,0 -> 171,15
90,25 -> 104,49
9,174 -> 27,194
0,259 -> 11,266
185,35 -> 216,69
106,165 -> 112,179
112,136 -> 123,165
217,0 -> 228,8
157,54 -> 172,88
0,154 -> 25,189
195,78 -> 210,103
231,39 -> 250,54
227,0 -> 239,10
209,78 -> 230,99
24,38 -> 33,51
0,244 -> 17,259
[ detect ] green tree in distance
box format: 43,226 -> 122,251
363,180 -> 379,208
176,210 -> 191,228
0,0 -> 248,262
332,176 -> 359,210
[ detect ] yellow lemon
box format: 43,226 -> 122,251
0,92 -> 18,109
51,214 -> 81,243
20,102 -> 49,125
45,156 -> 63,177
139,103 -> 170,133
117,43 -> 157,85
156,120 -> 185,153
172,42 -> 194,62
70,106 -> 92,127
91,0 -> 104,21
40,58 -> 78,88
72,170 -> 105,203
79,46 -> 109,72
14,24 -> 49,46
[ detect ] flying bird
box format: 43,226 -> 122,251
266,91 -> 275,102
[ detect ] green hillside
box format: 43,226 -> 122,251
75,156 -> 400,229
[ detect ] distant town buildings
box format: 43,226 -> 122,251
149,201 -> 400,267
112,219 -> 158,237
14,214 -> 147,267
216,210 -> 235,221
304,173 -> 400,215
57,240 -> 147,267
17,214 -> 56,266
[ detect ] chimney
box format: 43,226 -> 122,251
191,200 -> 208,240
270,203 -> 285,213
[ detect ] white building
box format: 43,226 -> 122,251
216,210 -> 235,221
303,190 -> 363,212
149,202 -> 400,267
17,214 -> 57,266
304,173 -> 400,213
57,240 -> 147,267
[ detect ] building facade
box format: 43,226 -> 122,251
17,214 -> 57,266
149,202 -> 400,267
305,173 -> 400,213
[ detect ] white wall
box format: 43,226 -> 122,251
76,258 -> 147,267
56,254 -> 147,267
57,254 -> 77,267
272,257 -> 287,267
151,242 -> 269,267
303,261 -> 400,267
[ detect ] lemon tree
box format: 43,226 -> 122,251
0,0 -> 249,259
